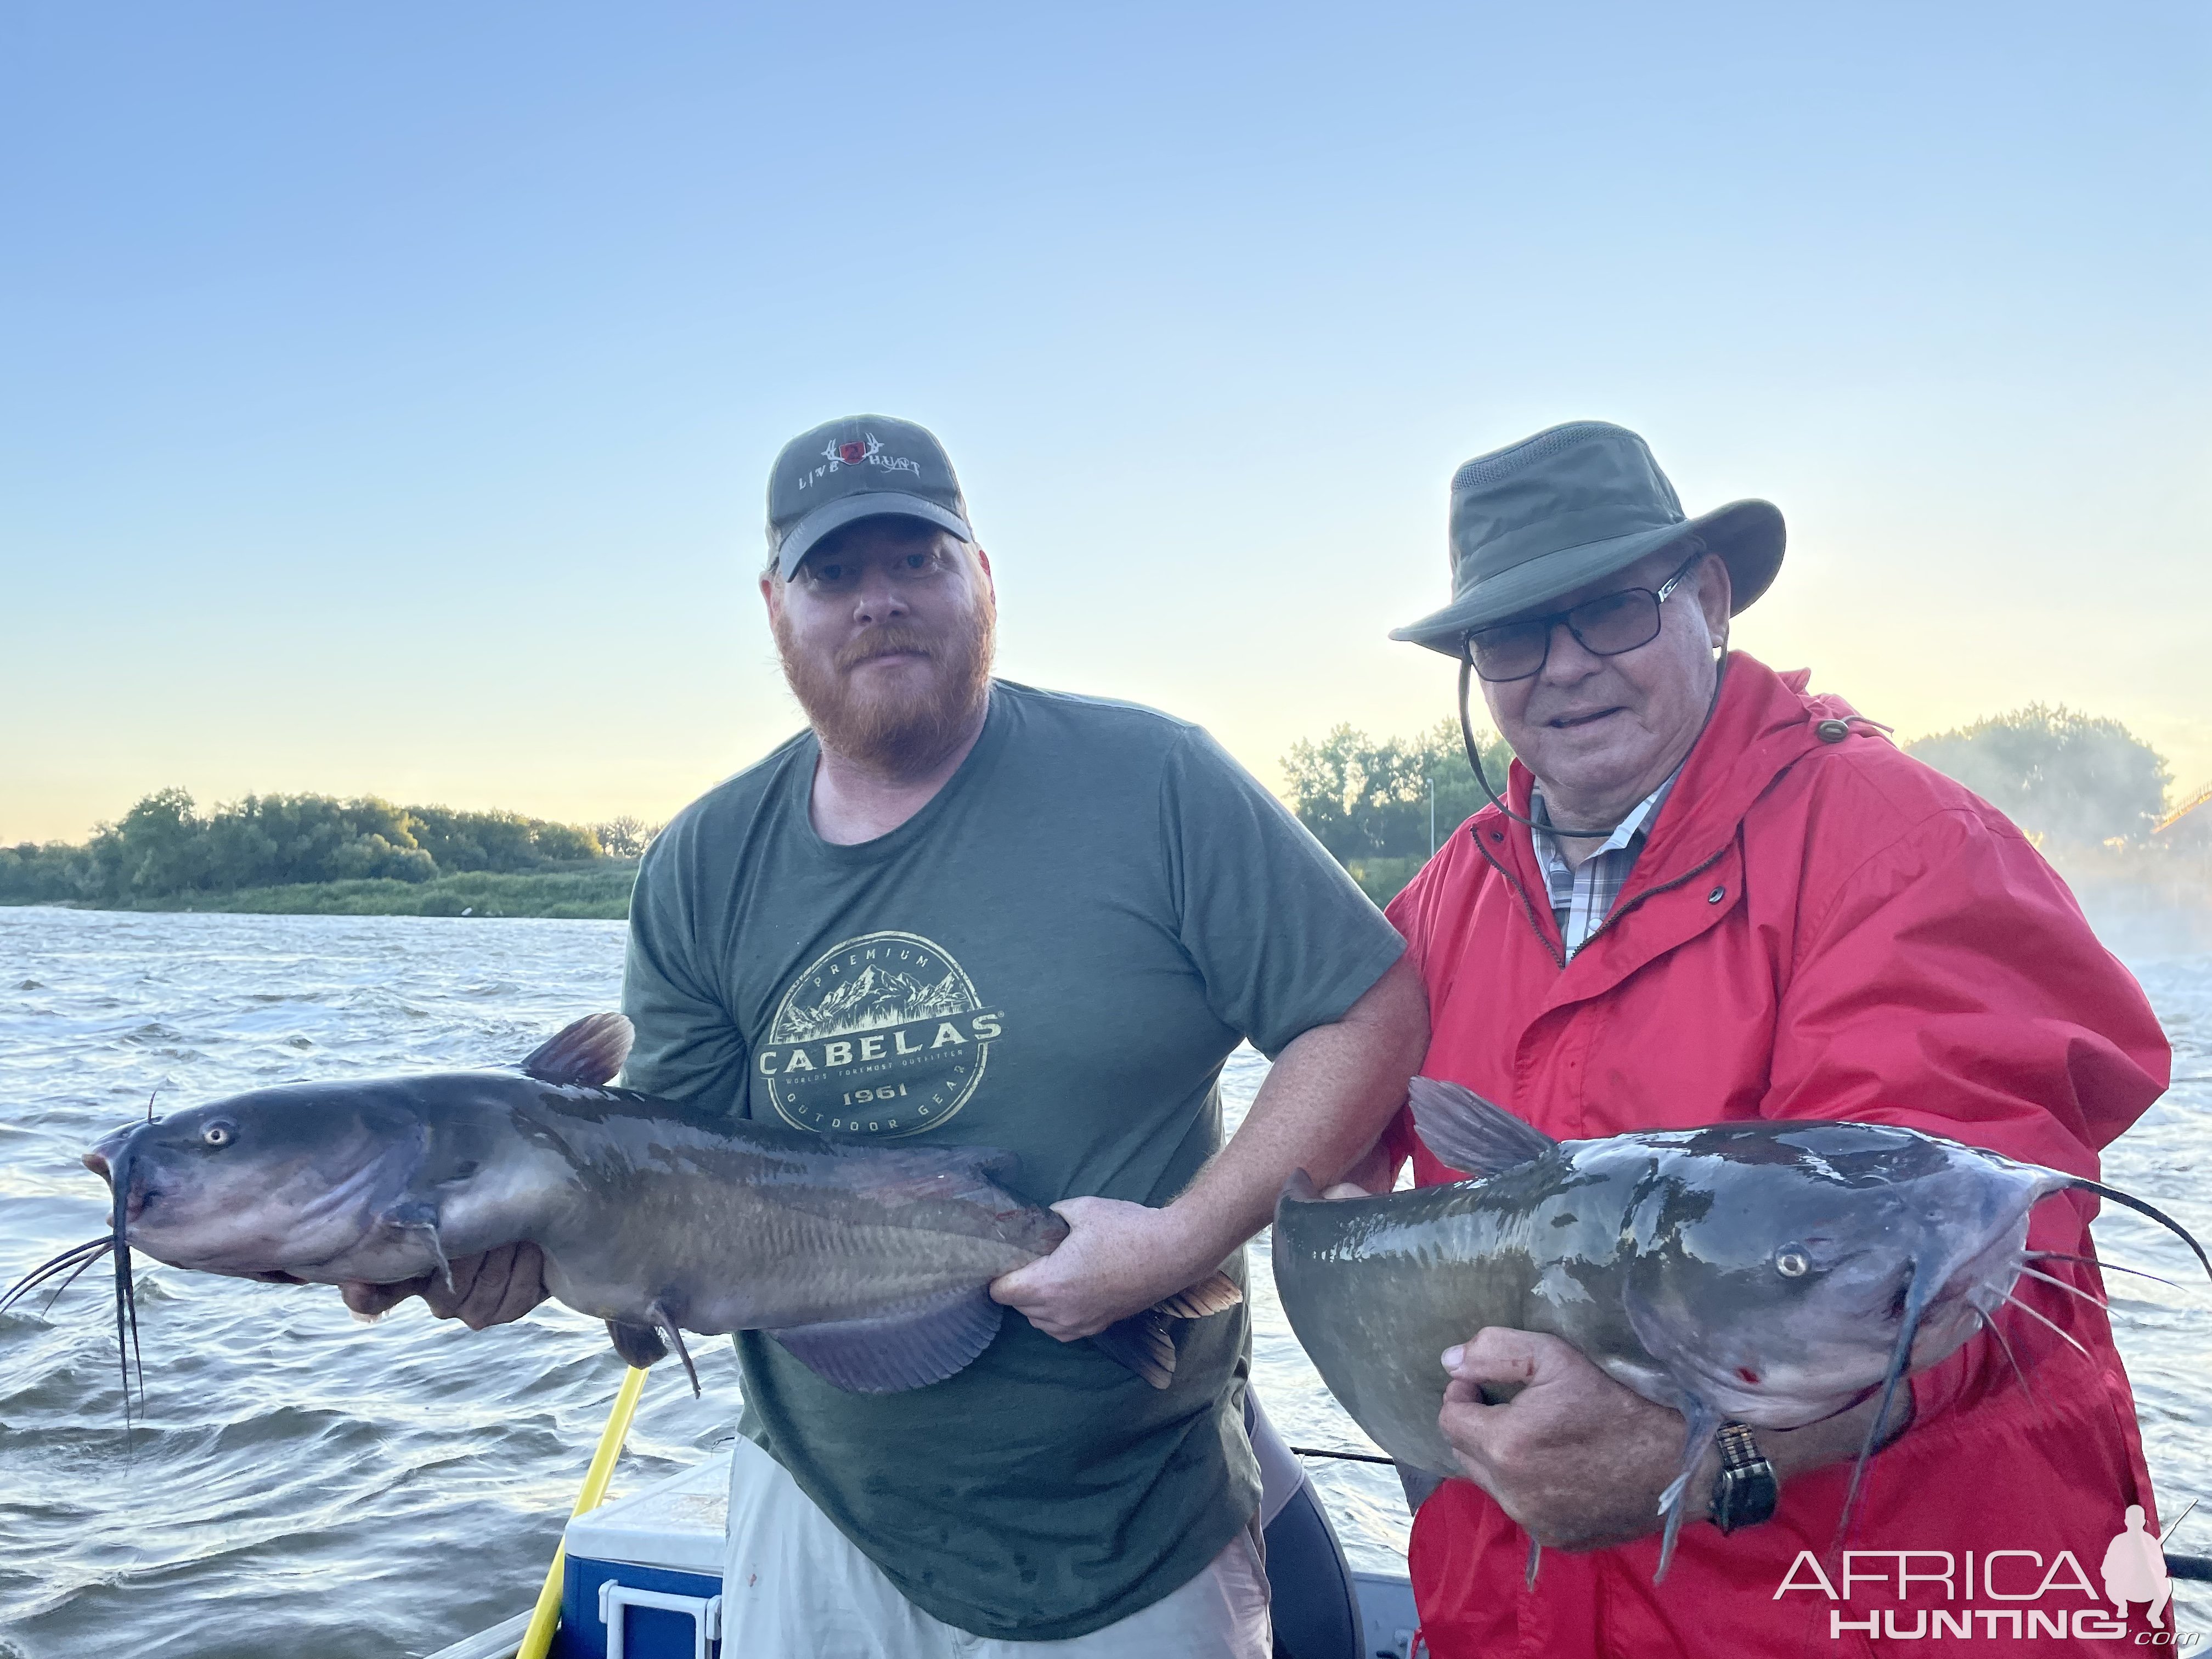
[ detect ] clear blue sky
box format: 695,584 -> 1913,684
4,3 -> 2207,843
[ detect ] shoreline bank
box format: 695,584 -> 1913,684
2,864 -> 638,921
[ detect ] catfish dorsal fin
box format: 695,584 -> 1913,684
1407,1077 -> 1558,1177
521,1013 -> 634,1087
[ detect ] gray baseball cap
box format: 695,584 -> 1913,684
765,414 -> 976,579
1391,421 -> 1785,656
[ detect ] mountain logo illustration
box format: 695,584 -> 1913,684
758,931 -> 1005,1138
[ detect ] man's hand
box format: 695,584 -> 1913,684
988,1197 -> 1210,1342
1440,1327 -> 1696,1551
1441,1326 -> 1918,1551
340,1241 -> 551,1331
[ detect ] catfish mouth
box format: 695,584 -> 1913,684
82,1143 -> 157,1227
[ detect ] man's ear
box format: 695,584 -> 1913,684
760,569 -> 783,620
974,545 -> 995,594
1696,554 -> 1733,645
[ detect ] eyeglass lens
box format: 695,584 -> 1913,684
1465,588 -> 1663,682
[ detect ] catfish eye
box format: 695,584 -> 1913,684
202,1122 -> 235,1148
1774,1245 -> 1811,1278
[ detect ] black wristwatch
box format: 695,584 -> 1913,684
1711,1421 -> 1779,1534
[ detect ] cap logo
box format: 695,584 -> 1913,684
795,430 -> 927,493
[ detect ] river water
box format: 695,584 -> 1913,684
1,905 -> 2208,1655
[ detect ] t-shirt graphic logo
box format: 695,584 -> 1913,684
756,930 -> 1004,1137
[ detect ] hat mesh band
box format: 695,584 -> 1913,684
1452,422 -> 1619,494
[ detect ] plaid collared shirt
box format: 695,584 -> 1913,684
1528,771 -> 1681,961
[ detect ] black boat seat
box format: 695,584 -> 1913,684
1248,1390 -> 1363,1659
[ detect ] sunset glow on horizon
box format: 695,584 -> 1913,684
5,5 -> 2206,845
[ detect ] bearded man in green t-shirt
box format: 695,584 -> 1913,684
353,414 -> 1424,1655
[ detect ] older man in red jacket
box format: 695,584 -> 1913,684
1368,421 -> 2171,1656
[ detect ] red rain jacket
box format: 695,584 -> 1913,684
1379,653 -> 2171,1658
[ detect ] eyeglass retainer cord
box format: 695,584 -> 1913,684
1454,650 -> 1733,839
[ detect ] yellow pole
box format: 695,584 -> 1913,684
516,1365 -> 650,1659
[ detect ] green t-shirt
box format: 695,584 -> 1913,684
619,680 -> 1403,1640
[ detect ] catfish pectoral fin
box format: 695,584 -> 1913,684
769,1286 -> 1003,1394
1398,1463 -> 1446,1514
1652,1402 -> 1722,1584
606,1319 -> 667,1370
1091,1309 -> 1175,1389
1090,1272 -> 1245,1389
647,1301 -> 701,1398
1150,1270 -> 1241,1320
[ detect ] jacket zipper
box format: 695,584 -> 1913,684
1470,820 -> 1566,971
1576,842 -> 1732,955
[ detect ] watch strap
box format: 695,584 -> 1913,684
1711,1421 -> 1779,1534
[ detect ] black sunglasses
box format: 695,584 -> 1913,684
1461,552 -> 1707,684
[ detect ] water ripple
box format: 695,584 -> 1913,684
0,906 -> 2205,1652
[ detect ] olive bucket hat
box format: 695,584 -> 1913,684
1390,421 -> 1785,656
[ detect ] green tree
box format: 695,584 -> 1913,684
86,786 -> 209,898
0,842 -> 91,904
1905,705 -> 2170,846
1284,719 -> 1515,861
9,788 -> 634,907
529,821 -> 603,862
591,816 -> 657,858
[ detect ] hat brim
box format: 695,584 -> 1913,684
1389,498 -> 1785,656
775,492 -> 975,578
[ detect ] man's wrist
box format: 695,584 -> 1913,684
1156,1193 -> 1243,1284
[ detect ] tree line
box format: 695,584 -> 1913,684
1281,719 -> 1516,865
1286,704 -> 2176,877
1,789 -> 662,907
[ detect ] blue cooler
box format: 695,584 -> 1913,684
553,1451 -> 730,1659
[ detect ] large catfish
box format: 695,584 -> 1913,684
5,1014 -> 1238,1404
1273,1077 -> 2209,1576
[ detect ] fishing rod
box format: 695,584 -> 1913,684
1291,1444 -> 1394,1466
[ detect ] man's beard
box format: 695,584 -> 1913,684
773,594 -> 997,778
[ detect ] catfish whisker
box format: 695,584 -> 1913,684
2014,1266 -> 2110,1311
2056,1176 -> 2212,1280
2002,1291 -> 2091,1360
1837,1268 -> 1926,1551
38,1246 -> 114,1316
108,1135 -> 145,1436
122,1246 -> 144,1400
1973,1305 -> 2036,1408
0,1237 -> 114,1314
2025,1250 -> 2181,1291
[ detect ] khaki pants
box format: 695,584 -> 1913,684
719,1436 -> 1272,1656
